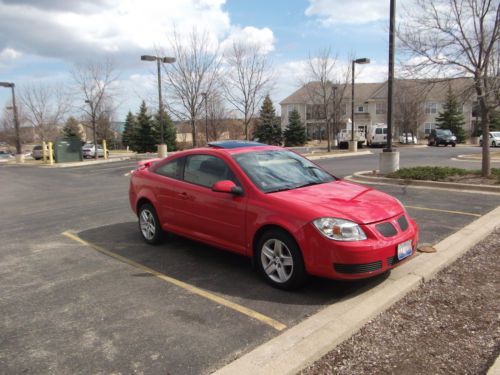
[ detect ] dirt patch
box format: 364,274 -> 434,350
301,231 -> 500,375
443,175 -> 499,185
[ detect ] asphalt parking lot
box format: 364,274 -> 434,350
1,152 -> 500,374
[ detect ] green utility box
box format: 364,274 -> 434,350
54,139 -> 83,163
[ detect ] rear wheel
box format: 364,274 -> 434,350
492,141 -> 497,147
138,203 -> 164,244
256,229 -> 307,290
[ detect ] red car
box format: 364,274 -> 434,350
129,141 -> 418,289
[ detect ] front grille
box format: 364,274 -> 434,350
398,215 -> 409,231
334,261 -> 382,274
376,222 -> 398,237
387,256 -> 398,266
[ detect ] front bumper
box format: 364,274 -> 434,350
301,215 -> 418,280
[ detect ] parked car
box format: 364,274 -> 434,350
31,145 -> 53,160
399,133 -> 418,144
428,129 -> 457,147
0,151 -> 13,163
82,143 -> 109,158
129,141 -> 418,290
479,132 -> 500,147
366,123 -> 387,147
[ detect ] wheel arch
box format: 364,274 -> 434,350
251,224 -> 301,260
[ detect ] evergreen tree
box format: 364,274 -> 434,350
284,109 -> 306,146
435,87 -> 466,143
135,101 -> 156,153
252,95 -> 282,145
490,110 -> 500,131
122,111 -> 137,150
62,117 -> 84,142
153,108 -> 177,151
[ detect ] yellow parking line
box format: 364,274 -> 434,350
405,205 -> 482,217
62,231 -> 286,331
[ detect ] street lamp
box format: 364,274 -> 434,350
0,81 -> 23,163
141,54 -> 176,158
351,58 -> 370,152
201,92 -> 208,144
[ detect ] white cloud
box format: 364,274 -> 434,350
0,0 -> 233,62
220,26 -> 275,55
305,0 -> 389,25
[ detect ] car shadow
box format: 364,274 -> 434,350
77,222 -> 390,324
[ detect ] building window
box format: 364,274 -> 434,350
288,104 -> 297,114
356,105 -> 364,113
425,102 -> 438,114
376,102 -> 386,114
424,123 -> 436,135
306,104 -> 325,120
341,104 -> 347,116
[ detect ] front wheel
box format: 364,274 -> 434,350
138,203 -> 164,244
452,143 -> 456,147
492,141 -> 497,148
256,229 -> 307,290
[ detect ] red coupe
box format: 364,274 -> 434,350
129,141 -> 418,289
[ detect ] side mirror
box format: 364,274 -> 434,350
212,180 -> 244,196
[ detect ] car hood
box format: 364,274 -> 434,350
270,180 -> 404,224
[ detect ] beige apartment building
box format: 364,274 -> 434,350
280,78 -> 479,140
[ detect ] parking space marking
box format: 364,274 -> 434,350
62,230 -> 287,331
405,205 -> 482,217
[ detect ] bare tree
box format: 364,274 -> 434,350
72,59 -> 119,159
20,83 -> 69,142
304,48 -> 352,151
399,0 -> 500,176
203,90 -> 230,141
394,80 -> 430,140
223,42 -> 273,140
162,28 -> 221,147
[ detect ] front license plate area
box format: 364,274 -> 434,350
397,239 -> 413,260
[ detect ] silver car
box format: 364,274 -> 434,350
82,144 -> 109,158
479,132 -> 500,147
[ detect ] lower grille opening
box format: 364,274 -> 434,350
333,261 -> 382,274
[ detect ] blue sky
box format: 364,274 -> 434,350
0,0 -> 395,121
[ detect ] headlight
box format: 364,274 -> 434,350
451,136 -> 457,140
313,218 -> 367,241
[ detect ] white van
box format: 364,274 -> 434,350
366,123 -> 387,147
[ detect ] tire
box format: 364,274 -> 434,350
492,141 -> 496,148
256,229 -> 307,290
138,203 -> 164,245
452,143 -> 456,147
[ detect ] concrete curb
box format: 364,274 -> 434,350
214,206 -> 500,375
348,171 -> 500,194
306,150 -> 372,160
488,354 -> 500,375
39,156 -> 132,168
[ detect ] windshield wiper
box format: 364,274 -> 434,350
294,181 -> 323,189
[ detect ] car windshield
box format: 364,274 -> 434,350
491,132 -> 500,137
437,129 -> 452,136
233,150 -> 335,193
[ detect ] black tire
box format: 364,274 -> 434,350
138,203 -> 165,245
492,141 -> 496,148
452,143 -> 456,147
256,229 -> 307,290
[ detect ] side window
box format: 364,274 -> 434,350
154,157 -> 183,180
184,155 -> 238,188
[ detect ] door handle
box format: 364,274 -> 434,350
178,192 -> 189,200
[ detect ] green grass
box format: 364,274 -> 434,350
387,166 -> 500,183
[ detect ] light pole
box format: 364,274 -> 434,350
141,55 -> 176,157
84,99 -> 98,160
201,92 -> 209,144
332,85 -> 338,147
379,0 -> 400,174
350,58 -> 370,152
0,82 -> 23,163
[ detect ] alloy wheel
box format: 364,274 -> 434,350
140,209 -> 156,240
260,238 -> 294,283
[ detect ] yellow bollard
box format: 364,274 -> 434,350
103,140 -> 107,160
48,142 -> 54,164
42,141 -> 47,163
